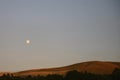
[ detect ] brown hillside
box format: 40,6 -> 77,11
12,61 -> 120,76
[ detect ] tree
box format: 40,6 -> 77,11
65,70 -> 83,80
112,68 -> 120,80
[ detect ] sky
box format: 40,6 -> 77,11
0,0 -> 120,72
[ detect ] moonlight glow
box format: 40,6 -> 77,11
26,40 -> 30,44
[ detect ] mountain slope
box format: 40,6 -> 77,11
13,61 -> 120,76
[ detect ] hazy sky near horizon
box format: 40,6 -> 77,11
0,0 -> 120,72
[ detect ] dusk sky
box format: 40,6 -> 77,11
0,0 -> 120,72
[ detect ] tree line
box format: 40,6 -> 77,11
0,68 -> 120,80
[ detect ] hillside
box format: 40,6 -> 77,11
12,61 -> 120,76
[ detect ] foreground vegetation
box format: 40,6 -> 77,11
0,68 -> 120,80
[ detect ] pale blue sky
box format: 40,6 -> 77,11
0,0 -> 120,72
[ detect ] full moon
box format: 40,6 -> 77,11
26,40 -> 30,44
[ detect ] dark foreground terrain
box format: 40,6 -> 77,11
0,68 -> 120,80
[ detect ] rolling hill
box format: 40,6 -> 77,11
1,61 -> 120,76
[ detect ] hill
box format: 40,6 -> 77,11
12,61 -> 120,76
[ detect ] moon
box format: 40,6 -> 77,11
26,40 -> 30,44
